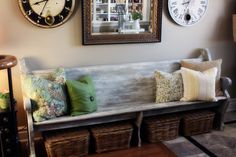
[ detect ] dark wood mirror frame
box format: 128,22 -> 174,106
82,0 -> 163,45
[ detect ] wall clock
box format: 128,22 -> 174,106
168,0 -> 208,26
18,0 -> 75,28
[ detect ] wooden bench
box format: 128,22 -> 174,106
19,49 -> 232,157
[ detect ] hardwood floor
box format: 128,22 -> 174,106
20,140 -> 176,157
19,131 -> 177,157
88,143 -> 177,157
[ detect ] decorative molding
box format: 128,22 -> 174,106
227,98 -> 236,112
233,14 -> 236,42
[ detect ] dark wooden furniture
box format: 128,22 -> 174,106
19,49 -> 231,157
0,55 -> 18,157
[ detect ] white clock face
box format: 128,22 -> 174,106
29,0 -> 66,17
168,0 -> 208,26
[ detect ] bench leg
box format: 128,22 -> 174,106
134,112 -> 143,147
26,111 -> 36,157
214,100 -> 230,130
27,127 -> 36,157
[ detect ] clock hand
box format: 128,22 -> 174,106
182,1 -> 190,5
189,0 -> 194,7
39,0 -> 49,16
31,0 -> 47,6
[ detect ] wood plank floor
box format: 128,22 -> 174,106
88,143 -> 177,157
20,139 -> 177,157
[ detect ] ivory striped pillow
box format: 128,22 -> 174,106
180,67 -> 217,102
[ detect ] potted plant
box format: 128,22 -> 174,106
0,92 -> 9,111
132,11 -> 143,30
132,11 -> 143,21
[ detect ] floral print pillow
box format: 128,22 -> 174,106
154,70 -> 183,103
22,68 -> 67,122
41,68 -> 66,84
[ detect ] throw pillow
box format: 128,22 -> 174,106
22,68 -> 67,122
181,59 -> 222,96
180,67 -> 217,102
66,75 -> 97,116
41,68 -> 66,84
154,70 -> 183,103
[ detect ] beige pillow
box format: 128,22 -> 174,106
154,70 -> 183,103
181,59 -> 222,96
180,67 -> 217,102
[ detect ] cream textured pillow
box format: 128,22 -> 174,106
155,70 -> 183,103
180,67 -> 217,102
181,59 -> 222,96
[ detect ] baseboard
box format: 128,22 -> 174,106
223,98 -> 236,123
18,125 -> 42,143
226,98 -> 236,112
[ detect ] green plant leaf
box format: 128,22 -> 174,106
132,11 -> 143,20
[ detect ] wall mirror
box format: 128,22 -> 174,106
82,0 -> 163,45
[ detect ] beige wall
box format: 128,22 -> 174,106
0,1 -> 236,126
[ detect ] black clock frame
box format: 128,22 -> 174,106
18,0 -> 75,28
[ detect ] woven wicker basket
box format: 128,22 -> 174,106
183,111 -> 215,136
143,115 -> 180,142
91,122 -> 133,153
44,129 -> 89,157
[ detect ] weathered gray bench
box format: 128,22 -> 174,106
20,49 -> 231,157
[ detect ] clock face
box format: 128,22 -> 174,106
168,0 -> 208,26
18,0 -> 75,28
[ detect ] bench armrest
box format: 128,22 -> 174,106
23,97 -> 36,156
23,97 -> 32,112
221,77 -> 232,98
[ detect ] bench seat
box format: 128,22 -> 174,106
33,96 -> 227,131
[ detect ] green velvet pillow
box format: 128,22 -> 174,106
66,75 -> 97,116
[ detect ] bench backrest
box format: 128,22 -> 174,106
20,49 -> 210,108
